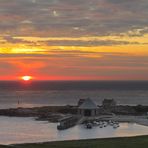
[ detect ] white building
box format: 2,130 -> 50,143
78,98 -> 99,116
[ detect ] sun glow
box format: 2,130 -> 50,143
21,76 -> 32,81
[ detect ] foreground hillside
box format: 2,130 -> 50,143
13,135 -> 148,148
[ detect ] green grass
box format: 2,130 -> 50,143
0,145 -> 13,148
13,136 -> 148,148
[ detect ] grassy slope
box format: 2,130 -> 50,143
14,136 -> 148,148
0,146 -> 13,148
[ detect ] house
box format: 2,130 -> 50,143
78,98 -> 99,116
102,99 -> 116,109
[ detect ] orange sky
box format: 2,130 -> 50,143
0,0 -> 148,81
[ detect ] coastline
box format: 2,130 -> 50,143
0,105 -> 148,124
0,104 -> 148,121
1,105 -> 148,146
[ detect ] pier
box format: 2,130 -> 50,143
57,115 -> 80,130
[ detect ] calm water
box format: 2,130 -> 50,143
0,81 -> 148,108
0,116 -> 148,145
0,90 -> 148,109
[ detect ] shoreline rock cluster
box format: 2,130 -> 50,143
0,105 -> 77,122
0,105 -> 148,122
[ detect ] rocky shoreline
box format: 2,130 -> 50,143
0,104 -> 148,123
0,105 -> 77,122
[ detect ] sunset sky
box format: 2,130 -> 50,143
0,0 -> 148,80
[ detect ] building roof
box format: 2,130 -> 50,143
102,99 -> 116,103
79,98 -> 98,109
78,99 -> 85,106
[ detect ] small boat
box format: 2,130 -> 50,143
113,124 -> 117,129
116,123 -> 120,127
113,123 -> 120,129
109,120 -> 112,123
85,123 -> 93,129
110,122 -> 114,126
93,121 -> 100,126
103,121 -> 107,124
99,124 -> 103,128
103,123 -> 107,127
93,121 -> 97,124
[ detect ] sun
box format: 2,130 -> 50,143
21,76 -> 32,81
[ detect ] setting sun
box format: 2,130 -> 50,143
21,76 -> 32,81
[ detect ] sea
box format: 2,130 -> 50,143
0,80 -> 148,109
1,80 -> 148,145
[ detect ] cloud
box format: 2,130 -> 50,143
0,0 -> 147,37
0,0 -> 148,80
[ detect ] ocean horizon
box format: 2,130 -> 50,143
0,80 -> 148,109
0,80 -> 148,91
